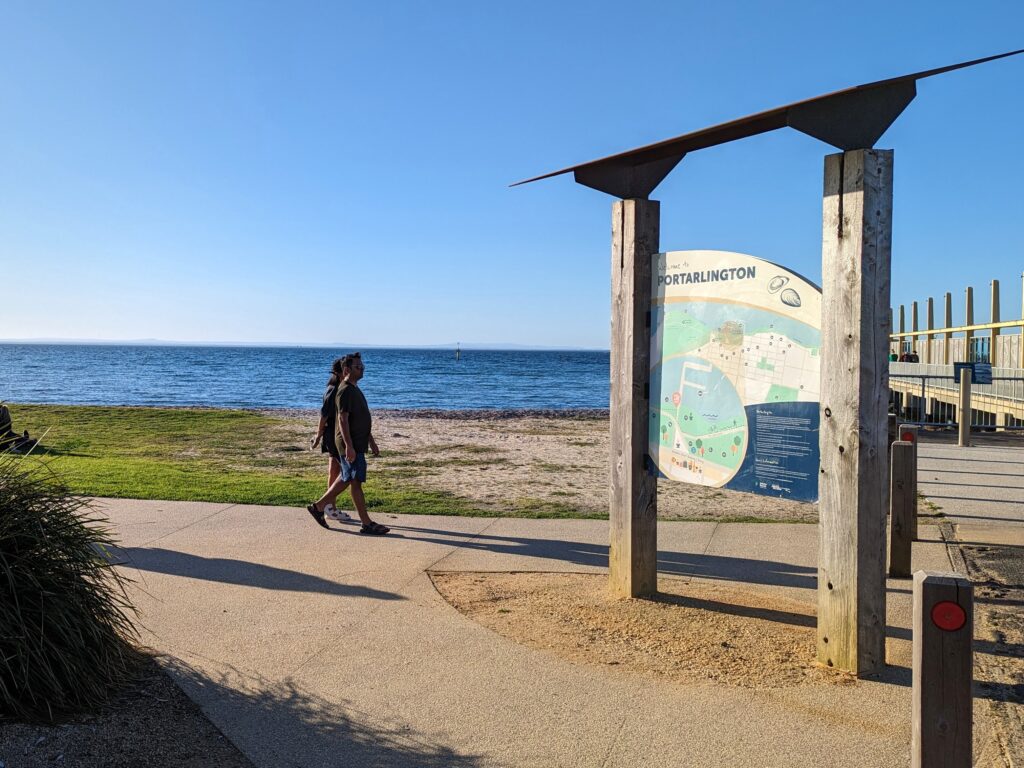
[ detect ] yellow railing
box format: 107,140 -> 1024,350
889,275 -> 1024,367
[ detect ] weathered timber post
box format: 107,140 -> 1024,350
1019,273 -> 1024,368
888,441 -> 914,577
899,304 -> 906,354
912,571 -> 973,768
609,198 -> 659,598
958,368 -> 972,448
925,297 -> 935,364
911,300 -> 919,358
964,286 -> 974,360
818,149 -> 892,675
898,423 -> 920,540
990,279 -> 1000,366
943,292 -> 953,365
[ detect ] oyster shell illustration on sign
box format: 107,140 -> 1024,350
780,288 -> 802,307
768,275 -> 789,293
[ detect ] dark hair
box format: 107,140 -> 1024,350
340,352 -> 362,374
328,357 -> 344,387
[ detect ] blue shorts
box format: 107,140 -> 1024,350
340,452 -> 367,483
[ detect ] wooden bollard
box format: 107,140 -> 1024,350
899,423 -> 920,446
912,571 -> 973,768
898,425 -> 919,540
888,441 -> 914,577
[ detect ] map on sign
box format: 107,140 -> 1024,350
649,250 -> 822,502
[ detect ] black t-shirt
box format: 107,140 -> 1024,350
335,383 -> 372,453
320,383 -> 338,454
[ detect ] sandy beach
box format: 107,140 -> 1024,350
271,408 -> 818,523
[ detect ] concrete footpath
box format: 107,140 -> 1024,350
916,435 -> 1024,763
95,493 -> 1004,768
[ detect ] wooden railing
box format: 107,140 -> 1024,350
889,275 -> 1024,368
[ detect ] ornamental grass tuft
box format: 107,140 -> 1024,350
0,453 -> 141,722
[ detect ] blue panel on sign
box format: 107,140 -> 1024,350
974,363 -> 993,385
953,362 -> 974,384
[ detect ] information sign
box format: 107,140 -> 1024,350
649,250 -> 822,502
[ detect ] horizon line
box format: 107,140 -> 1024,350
0,338 -> 610,352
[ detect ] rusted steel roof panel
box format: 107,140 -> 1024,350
513,49 -> 1024,199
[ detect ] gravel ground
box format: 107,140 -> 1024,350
0,655 -> 252,768
430,571 -> 854,690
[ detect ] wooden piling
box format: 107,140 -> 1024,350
990,279 -> 1000,366
912,571 -> 973,768
964,286 -> 974,360
925,297 -> 934,364
609,198 -> 659,598
911,300 -> 919,358
943,292 -> 953,365
899,304 -> 906,354
817,149 -> 891,676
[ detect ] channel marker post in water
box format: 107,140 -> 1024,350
649,250 -> 822,502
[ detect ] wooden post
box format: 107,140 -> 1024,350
943,292 -> 953,365
911,300 -> 919,359
818,149 -> 891,676
990,279 -> 1000,366
609,198 -> 659,598
957,368 -> 972,448
899,304 -> 906,355
925,297 -> 934,364
888,441 -> 914,578
912,571 -> 973,768
897,425 -> 919,540
964,286 -> 974,361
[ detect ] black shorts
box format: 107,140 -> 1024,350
321,435 -> 340,460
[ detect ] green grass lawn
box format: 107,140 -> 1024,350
11,404 -> 485,515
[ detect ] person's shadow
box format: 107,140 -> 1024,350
389,524 -> 818,589
112,546 -> 404,601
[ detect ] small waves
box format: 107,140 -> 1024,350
0,344 -> 610,411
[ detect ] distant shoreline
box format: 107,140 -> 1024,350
258,407 -> 610,421
0,340 -> 610,353
4,402 -> 610,421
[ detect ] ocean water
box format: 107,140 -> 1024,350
0,344 -> 610,410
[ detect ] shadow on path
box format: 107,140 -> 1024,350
873,663 -> 1023,702
162,656 -> 482,768
392,524 -> 817,589
922,480 -> 1024,490
919,468 -> 1024,477
919,456 -> 1023,466
922,495 -> 1024,505
115,547 -> 404,601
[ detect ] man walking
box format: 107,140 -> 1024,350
306,352 -> 390,535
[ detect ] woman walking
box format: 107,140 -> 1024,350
310,358 -> 352,522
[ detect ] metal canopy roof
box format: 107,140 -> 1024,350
512,49 -> 1024,200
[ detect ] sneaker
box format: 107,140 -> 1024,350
324,504 -> 353,522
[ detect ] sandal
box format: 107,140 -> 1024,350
306,503 -> 329,530
359,521 -> 390,536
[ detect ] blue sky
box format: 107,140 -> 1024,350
1,1 -> 1021,348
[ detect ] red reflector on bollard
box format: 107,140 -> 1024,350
931,601 -> 967,632
901,431 -> 915,442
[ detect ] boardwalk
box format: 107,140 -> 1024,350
918,434 -> 1024,525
